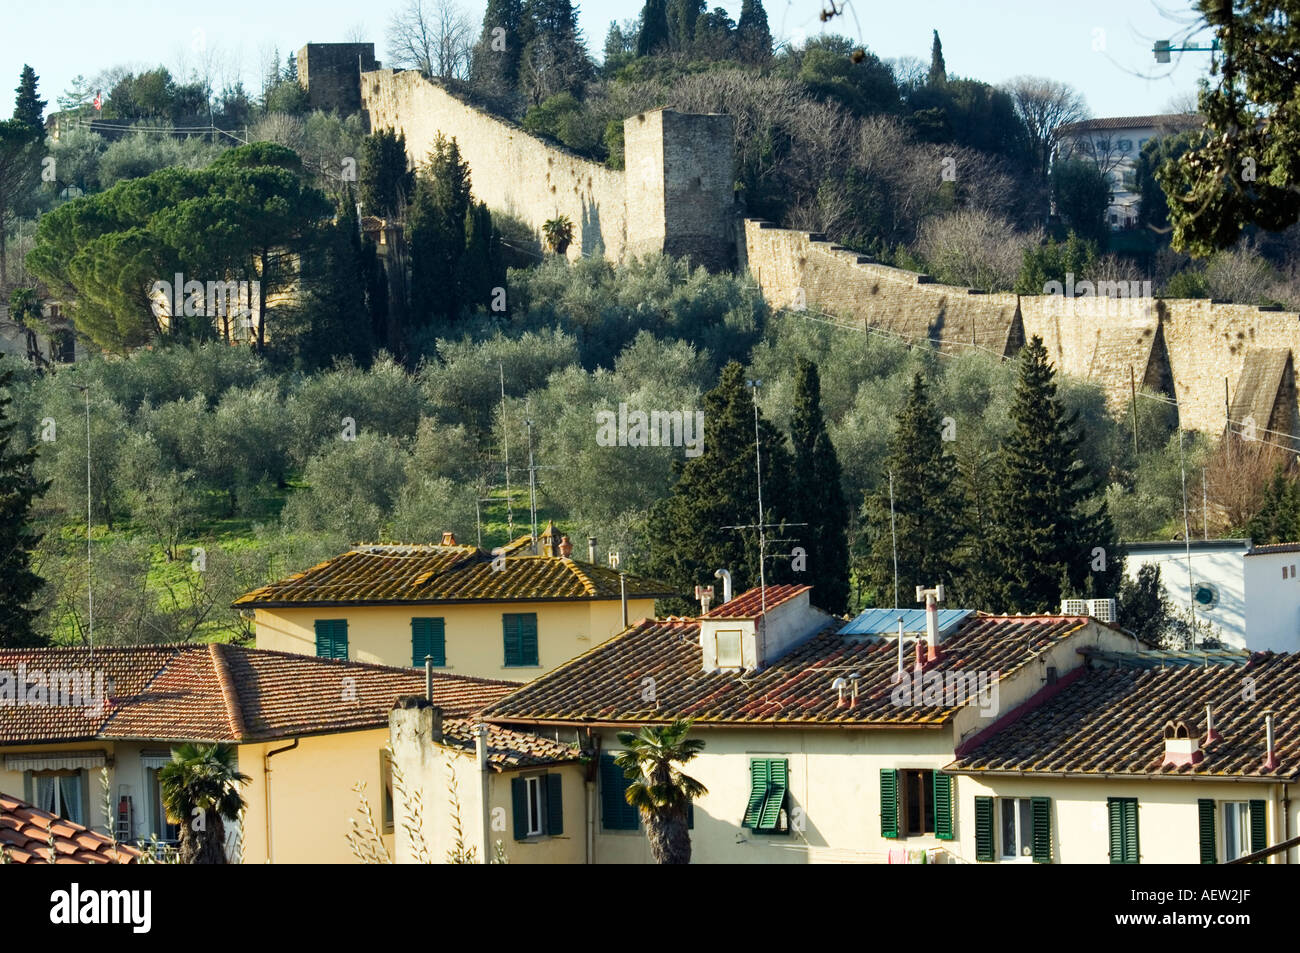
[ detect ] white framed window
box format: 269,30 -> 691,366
716,630 -> 742,667
1223,802 -> 1251,861
31,770 -> 86,826
525,776 -> 543,836
999,797 -> 1033,860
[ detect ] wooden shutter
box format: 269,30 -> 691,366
1108,798 -> 1124,863
974,796 -> 994,861
520,614 -> 539,666
1030,797 -> 1051,863
933,773 -> 954,840
757,759 -> 788,832
503,615 -> 521,666
511,777 -> 528,840
743,760 -> 770,828
1198,799 -> 1217,864
411,618 -> 445,668
1123,799 -> 1139,863
880,769 -> 899,839
599,755 -> 638,830
545,773 -> 564,836
314,620 -> 346,659
1249,800 -> 1266,857
1109,797 -> 1139,863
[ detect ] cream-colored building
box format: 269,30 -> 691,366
0,643 -> 515,863
236,527 -> 675,680
394,584 -> 1150,863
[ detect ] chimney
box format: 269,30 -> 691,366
694,585 -> 714,614
558,535 -> 572,558
833,676 -> 847,707
1263,711 -> 1279,771
849,672 -> 860,706
587,536 -> 597,563
441,531 -> 457,546
1162,719 -> 1202,768
539,520 -> 558,556
1204,703 -> 1221,745
714,568 -> 732,604
916,583 -> 945,662
430,704 -> 444,745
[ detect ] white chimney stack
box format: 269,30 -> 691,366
714,568 -> 732,605
1264,711 -> 1279,771
1162,720 -> 1202,768
916,583 -> 945,662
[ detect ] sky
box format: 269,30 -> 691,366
2,0 -> 1216,119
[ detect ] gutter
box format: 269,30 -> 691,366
943,767 -> 1290,784
263,738 -> 300,864
481,716 -> 949,731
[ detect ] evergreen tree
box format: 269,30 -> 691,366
361,236 -> 390,351
519,0 -> 594,104
461,199 -> 505,315
1245,464 -> 1300,544
861,373 -> 964,607
13,66 -> 46,134
470,0 -> 525,104
408,135 -> 473,331
359,128 -> 413,220
290,187 -> 372,370
983,336 -> 1120,613
788,359 -> 849,614
0,367 -> 49,647
1117,563 -> 1173,646
286,53 -> 299,82
736,0 -> 772,64
928,30 -> 946,86
647,362 -> 793,611
637,0 -> 672,57
667,0 -> 704,52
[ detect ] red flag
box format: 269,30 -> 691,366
92,92 -> 102,111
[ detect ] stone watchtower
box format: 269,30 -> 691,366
623,108 -> 736,271
297,43 -> 379,114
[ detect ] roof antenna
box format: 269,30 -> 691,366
889,470 -> 899,609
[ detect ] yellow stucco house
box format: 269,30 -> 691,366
0,643 -> 518,863
392,584 -> 1156,863
235,526 -> 676,680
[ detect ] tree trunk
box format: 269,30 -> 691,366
645,808 -> 691,864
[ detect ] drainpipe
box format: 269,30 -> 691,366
475,724 -> 490,865
1283,784 -> 1291,865
263,738 -> 299,864
586,732 -> 600,865
620,572 -> 628,629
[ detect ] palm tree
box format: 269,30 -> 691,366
542,215 -> 574,255
158,742 -> 250,864
613,719 -> 707,864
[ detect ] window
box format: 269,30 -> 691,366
881,770 -> 955,840
511,773 -> 563,839
1000,798 -> 1033,858
31,771 -> 86,826
715,630 -> 742,667
1108,797 -> 1140,863
1223,802 -> 1250,860
380,751 -> 394,835
146,767 -> 180,843
743,759 -> 788,834
902,769 -> 934,835
502,613 -> 539,667
314,619 -> 348,660
411,617 -> 446,668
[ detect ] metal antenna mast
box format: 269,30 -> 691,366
500,363 -> 512,538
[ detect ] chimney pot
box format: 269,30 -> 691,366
1162,719 -> 1202,768
430,704 -> 444,744
1263,711 -> 1280,771
1204,703 -> 1221,744
441,531 -> 457,546
587,536 -> 597,563
559,535 -> 572,558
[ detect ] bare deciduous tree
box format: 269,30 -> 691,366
915,209 -> 1040,291
387,0 -> 473,81
1004,75 -> 1089,181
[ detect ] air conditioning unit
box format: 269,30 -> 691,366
1060,598 -> 1116,622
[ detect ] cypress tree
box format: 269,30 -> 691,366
13,66 -> 46,135
862,373 -> 964,607
983,336 -> 1120,613
647,362 -> 793,612
928,30 -> 946,85
736,0 -> 772,63
788,359 -> 849,614
667,0 -> 704,52
470,0 -> 525,103
408,134 -> 472,329
1245,464 -> 1300,544
461,200 -> 505,315
0,367 -> 48,647
359,128 -> 413,220
637,0 -> 672,57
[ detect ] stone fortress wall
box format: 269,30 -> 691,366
302,42 -> 1300,443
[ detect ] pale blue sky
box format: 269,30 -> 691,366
3,0 -> 1214,119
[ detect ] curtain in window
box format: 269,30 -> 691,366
59,773 -> 84,825
35,775 -> 56,813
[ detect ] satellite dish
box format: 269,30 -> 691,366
1192,582 -> 1219,609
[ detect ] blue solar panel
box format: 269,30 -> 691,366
839,607 -> 973,636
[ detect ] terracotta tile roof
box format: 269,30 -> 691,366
437,717 -> 581,770
1247,542 -> 1300,556
1056,114 -> 1202,135
949,652 -> 1300,779
484,613 -> 1098,727
0,792 -> 140,863
0,645 -> 519,745
703,584 -> 809,619
233,543 -> 676,607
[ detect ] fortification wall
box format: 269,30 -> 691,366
742,219 -> 1024,357
300,44 -> 378,114
362,69 -> 628,261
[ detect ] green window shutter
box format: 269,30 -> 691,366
1198,799 -> 1217,864
880,769 -> 899,839
1109,798 -> 1139,863
687,800 -> 694,830
974,796 -> 994,862
1123,799 -> 1139,863
1108,798 -> 1124,863
411,618 -> 446,668
511,777 -> 528,840
600,755 -> 639,830
933,773 -> 954,840
315,620 -> 346,659
1030,797 -> 1052,863
503,615 -> 520,666
545,773 -> 564,836
743,759 -> 771,829
520,613 -> 539,666
756,759 -> 788,833
1249,800 -> 1266,857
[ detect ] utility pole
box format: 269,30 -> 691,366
525,419 -> 537,552
747,379 -> 767,616
500,363 -> 512,538
1130,365 -> 1139,459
